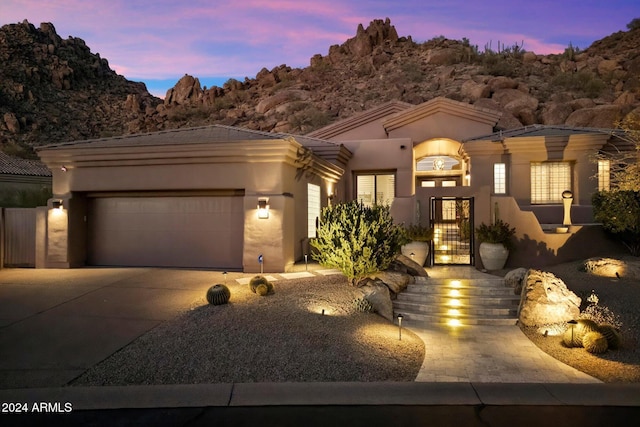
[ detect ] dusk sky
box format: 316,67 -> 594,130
2,0 -> 639,98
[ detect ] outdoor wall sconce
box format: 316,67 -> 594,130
257,198 -> 269,219
52,199 -> 63,210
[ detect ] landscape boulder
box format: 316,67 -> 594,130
359,278 -> 394,321
369,270 -> 413,294
504,268 -> 528,295
518,270 -> 581,327
392,254 -> 429,278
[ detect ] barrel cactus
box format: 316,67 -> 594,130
256,283 -> 269,296
562,318 -> 598,347
353,297 -> 374,313
562,326 -> 582,348
583,331 -> 609,354
206,284 -> 231,305
598,324 -> 623,350
249,275 -> 269,293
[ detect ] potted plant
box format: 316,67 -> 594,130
400,224 -> 433,267
475,219 -> 516,270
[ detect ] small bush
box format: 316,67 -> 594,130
580,304 -> 623,329
592,190 -> 640,256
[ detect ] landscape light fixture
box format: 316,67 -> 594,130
304,253 -> 308,271
397,313 -> 404,341
223,271 -> 228,284
567,319 -> 578,345
52,199 -> 63,210
60,165 -> 67,172
257,198 -> 269,219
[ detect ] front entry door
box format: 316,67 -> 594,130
430,197 -> 474,265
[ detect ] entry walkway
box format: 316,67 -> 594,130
409,266 -> 599,383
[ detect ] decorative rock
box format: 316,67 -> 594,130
518,270 -> 581,327
369,270 -> 412,294
582,257 -> 640,279
206,284 -> 231,305
504,268 -> 528,295
360,279 -> 393,321
392,254 -> 429,277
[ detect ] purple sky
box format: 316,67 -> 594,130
2,0 -> 639,98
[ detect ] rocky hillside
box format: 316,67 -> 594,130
0,20 -> 160,157
2,18 -> 640,156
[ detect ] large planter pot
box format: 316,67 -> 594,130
479,242 -> 509,270
401,241 -> 430,267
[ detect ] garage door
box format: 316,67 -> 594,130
88,196 -> 244,269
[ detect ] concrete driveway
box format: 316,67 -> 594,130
0,268 -> 241,389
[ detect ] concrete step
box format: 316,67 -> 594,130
395,310 -> 518,326
405,284 -> 516,297
394,272 -> 518,326
396,293 -> 520,305
413,277 -> 507,287
393,300 -> 517,317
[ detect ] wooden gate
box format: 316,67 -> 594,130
1,208 -> 36,267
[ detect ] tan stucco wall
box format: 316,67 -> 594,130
493,196 -> 625,268
387,112 -> 494,142
39,138 -> 343,272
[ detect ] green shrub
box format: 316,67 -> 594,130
402,224 -> 434,242
583,331 -> 609,354
592,190 -> 640,255
310,201 -> 404,286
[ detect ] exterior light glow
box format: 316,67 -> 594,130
257,198 -> 269,219
448,309 -> 461,316
450,280 -> 461,288
449,289 -> 461,297
52,199 -> 63,210
448,299 -> 461,307
447,318 -> 462,327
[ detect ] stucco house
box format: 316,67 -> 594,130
36,97 -> 632,271
37,126 -> 347,272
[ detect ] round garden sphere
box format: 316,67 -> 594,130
206,284 -> 231,305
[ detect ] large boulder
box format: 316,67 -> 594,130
518,270 -> 581,327
565,105 -> 623,128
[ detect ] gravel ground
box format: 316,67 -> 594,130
70,274 -> 425,386
518,258 -> 640,383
